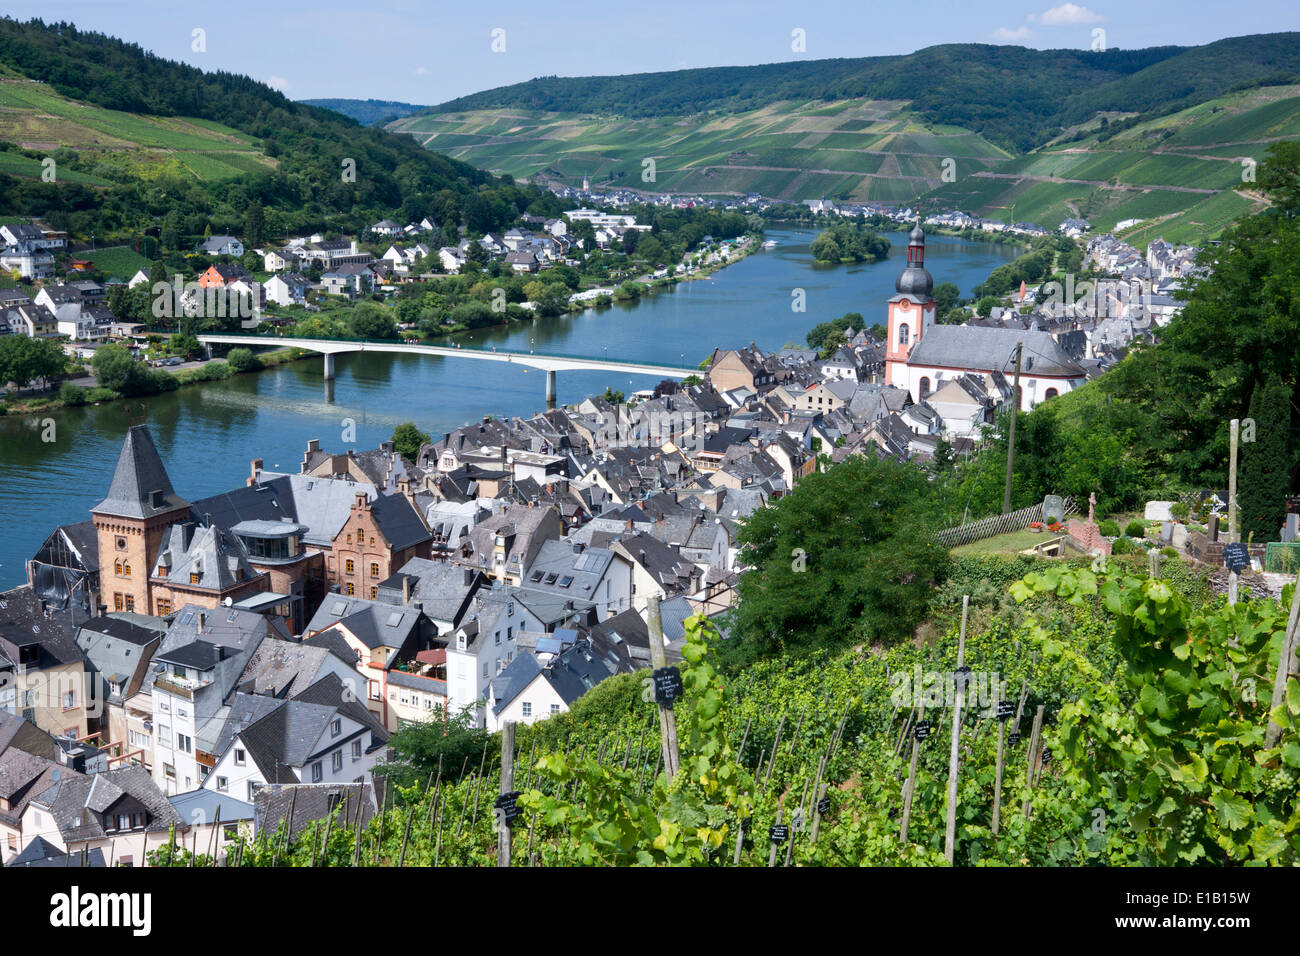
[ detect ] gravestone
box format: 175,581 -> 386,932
1042,494 -> 1064,523
1160,521 -> 1173,544
1284,514 -> 1299,544
1209,515 -> 1220,542
1144,501 -> 1174,521
1170,524 -> 1188,550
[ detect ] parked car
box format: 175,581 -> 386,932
164,356 -> 184,366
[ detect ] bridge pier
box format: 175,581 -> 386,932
545,369 -> 556,410
204,343 -> 213,361
323,353 -> 334,380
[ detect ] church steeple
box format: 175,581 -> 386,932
885,222 -> 938,386
92,425 -> 189,520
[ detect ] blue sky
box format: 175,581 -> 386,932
7,0 -> 1297,105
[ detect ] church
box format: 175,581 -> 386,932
884,224 -> 1086,411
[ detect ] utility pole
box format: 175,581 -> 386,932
1228,418 -> 1240,606
1002,341 -> 1023,515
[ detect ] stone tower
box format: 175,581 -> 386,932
91,425 -> 191,615
885,222 -> 936,386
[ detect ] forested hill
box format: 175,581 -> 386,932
300,98 -> 427,126
0,18 -> 542,238
424,34 -> 1300,151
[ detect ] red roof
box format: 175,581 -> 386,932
416,648 -> 446,666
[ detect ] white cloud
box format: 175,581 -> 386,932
267,75 -> 289,92
415,66 -> 428,76
1031,3 -> 1105,25
991,26 -> 1033,42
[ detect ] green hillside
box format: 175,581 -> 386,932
391,99 -> 1013,203
920,84 -> 1297,243
300,98 -> 427,125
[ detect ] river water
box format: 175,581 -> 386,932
0,227 -> 1018,587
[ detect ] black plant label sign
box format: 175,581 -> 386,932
769,824 -> 790,844
817,796 -> 832,816
653,666 -> 683,707
997,701 -> 1016,721
1223,542 -> 1250,573
494,791 -> 522,824
914,721 -> 931,741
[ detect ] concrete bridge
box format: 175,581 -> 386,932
196,333 -> 699,408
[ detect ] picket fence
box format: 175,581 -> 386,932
936,497 -> 1078,549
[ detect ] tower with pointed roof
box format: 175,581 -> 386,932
885,222 -> 936,386
91,425 -> 191,616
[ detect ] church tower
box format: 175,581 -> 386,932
91,425 -> 191,615
885,223 -> 936,386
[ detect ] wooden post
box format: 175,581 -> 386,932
1265,572 -> 1300,749
397,803 -> 415,867
736,716 -> 753,758
810,780 -> 829,843
788,703 -> 808,755
900,698 -> 925,843
1229,418 -> 1240,606
767,807 -> 783,867
497,720 -> 515,867
763,715 -> 786,792
943,595 -> 969,864
646,595 -> 680,780
1022,705 -> 1045,819
992,680 -> 1007,836
1002,341 -> 1023,515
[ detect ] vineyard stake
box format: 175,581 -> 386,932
764,715 -> 786,791
992,680 -> 1007,836
1265,571 -> 1300,749
788,703 -> 808,755
1022,704 -> 1045,819
398,802 -> 416,867
900,697 -> 925,843
767,807 -> 783,867
811,780 -> 829,843
647,595 -> 680,780
736,716 -> 753,758
943,595 -> 970,865
497,720 -> 516,867
787,775 -> 810,866
455,774 -> 473,840
434,795 -> 445,867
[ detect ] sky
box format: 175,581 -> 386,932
6,0 -> 1298,105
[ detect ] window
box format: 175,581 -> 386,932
223,824 -> 238,842
129,730 -> 150,750
216,776 -> 228,792
311,761 -> 323,782
122,562 -> 131,579
331,750 -> 343,772
521,701 -> 532,718
369,587 -> 377,600
345,582 -> 355,596
368,680 -> 381,701
507,626 -> 512,642
62,690 -> 75,710
177,734 -> 192,753
156,599 -> 171,616
898,324 -> 909,345
114,560 -> 121,576
352,739 -> 362,761
119,855 -> 133,867
248,782 -> 257,802
116,537 -> 126,551
6,834 -> 15,851
357,528 -> 364,545
113,593 -> 124,612
158,724 -> 170,748
369,562 -> 379,578
482,662 -> 489,678
164,763 -> 176,780
190,573 -> 201,584
550,704 -> 561,714
345,559 -> 355,574
234,748 -> 246,766
331,718 -> 341,737
124,595 -> 135,612
1045,387 -> 1059,400
919,376 -> 931,398
495,630 -> 501,646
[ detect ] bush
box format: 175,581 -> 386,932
58,382 -> 86,406
149,370 -> 180,392
226,347 -> 260,372
1160,547 -> 1179,559
1170,501 -> 1190,520
1099,519 -> 1121,537
1111,536 -> 1138,555
1124,519 -> 1147,538
84,386 -> 120,403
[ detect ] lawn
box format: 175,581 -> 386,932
951,527 -> 1063,556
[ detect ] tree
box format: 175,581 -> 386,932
602,387 -> 625,405
726,454 -> 950,666
932,282 -> 960,318
244,202 -> 265,248
1239,373 -> 1291,542
170,333 -> 202,360
391,422 -> 431,461
226,347 -> 259,372
92,343 -> 149,394
0,335 -> 65,392
975,295 -> 1000,317
349,302 -> 397,339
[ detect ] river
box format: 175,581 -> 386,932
0,227 -> 1018,588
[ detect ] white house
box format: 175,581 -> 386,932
485,639 -> 614,732
197,235 -> 245,257
445,589 -> 545,727
264,272 -> 309,307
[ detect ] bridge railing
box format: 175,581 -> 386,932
196,331 -> 696,371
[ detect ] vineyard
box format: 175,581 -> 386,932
150,556 -> 1300,868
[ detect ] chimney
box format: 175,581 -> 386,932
249,459 -> 263,486
402,576 -> 413,605
381,440 -> 395,454
464,568 -> 475,586
625,519 -> 633,531
198,611 -> 206,630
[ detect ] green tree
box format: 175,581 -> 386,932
932,281 -> 960,318
726,454 -> 950,665
0,335 -> 64,391
226,347 -> 260,372
244,202 -> 265,248
91,343 -> 149,394
349,301 -> 397,339
1239,373 -> 1291,542
391,421 -> 431,461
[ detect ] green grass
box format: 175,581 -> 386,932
951,528 -> 1063,556
84,245 -> 153,279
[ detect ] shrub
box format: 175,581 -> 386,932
58,382 -> 86,406
226,347 -> 260,372
1170,501 -> 1190,520
1111,536 -> 1137,555
1099,519 -> 1121,537
1045,515 -> 1060,525
1160,547 -> 1179,559
84,386 -> 120,403
149,370 -> 179,392
199,361 -> 231,381
1124,519 -> 1147,538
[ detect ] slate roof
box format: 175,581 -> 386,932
376,557 -> 483,627
906,326 -> 1085,377
522,540 -> 618,601
253,782 -> 376,842
29,764 -> 183,842
76,616 -> 163,701
168,788 -> 254,823
305,594 -> 425,656
238,700 -> 340,781
92,426 -> 190,520
0,586 -> 84,670
7,835 -> 105,868
0,750 -> 65,828
370,492 -> 433,551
